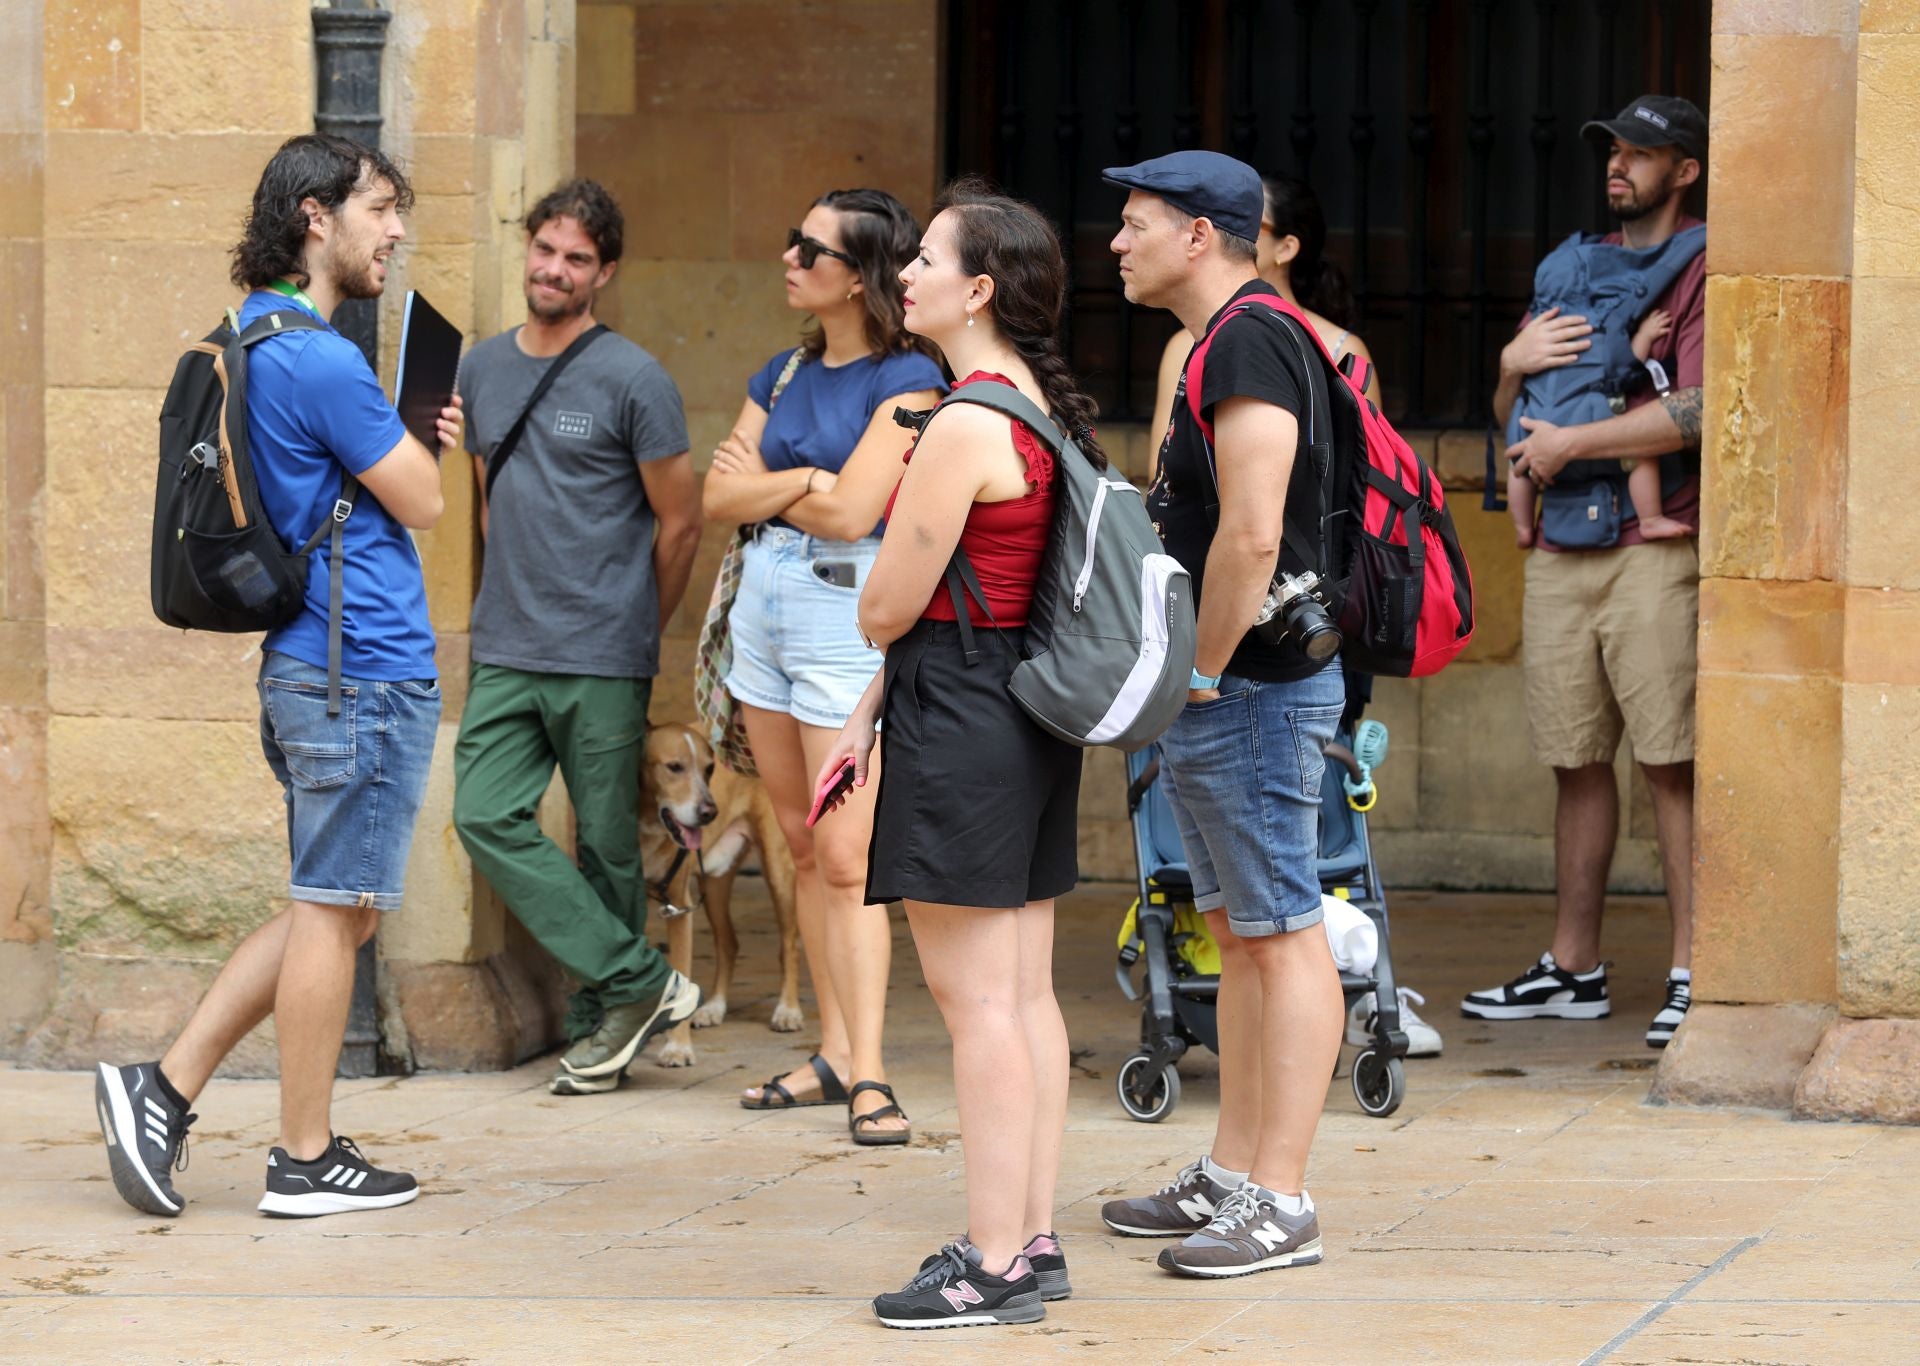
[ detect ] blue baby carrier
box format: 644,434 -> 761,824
1488,223 -> 1705,547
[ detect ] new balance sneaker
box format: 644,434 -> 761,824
1100,1158 -> 1238,1237
873,1243 -> 1044,1329
561,970 -> 701,1078
1157,1186 -> 1323,1278
94,1061 -> 195,1217
919,1234 -> 1072,1302
1646,973 -> 1692,1049
1460,952 -> 1611,1021
257,1135 -> 419,1218
1346,987 -> 1444,1056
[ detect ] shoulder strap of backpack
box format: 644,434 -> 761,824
916,382 -> 1069,455
485,323 -> 610,502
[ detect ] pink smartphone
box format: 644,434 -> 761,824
806,758 -> 858,828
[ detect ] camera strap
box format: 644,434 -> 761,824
484,323 -> 610,503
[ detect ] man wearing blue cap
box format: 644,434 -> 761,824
1096,150 -> 1342,1279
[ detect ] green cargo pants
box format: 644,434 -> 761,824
453,663 -> 671,1039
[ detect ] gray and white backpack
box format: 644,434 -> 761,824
916,384 -> 1195,752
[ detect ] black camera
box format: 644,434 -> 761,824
1251,570 -> 1342,661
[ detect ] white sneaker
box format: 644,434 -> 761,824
1346,987 -> 1442,1057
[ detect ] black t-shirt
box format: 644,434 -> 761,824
1147,279 -> 1328,682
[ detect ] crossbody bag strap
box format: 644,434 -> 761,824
484,323 -> 610,503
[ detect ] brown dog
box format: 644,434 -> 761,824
638,722 -> 802,1067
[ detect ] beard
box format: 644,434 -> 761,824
526,273 -> 592,321
324,231 -> 387,301
1610,168 -> 1680,223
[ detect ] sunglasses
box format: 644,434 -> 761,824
787,227 -> 858,270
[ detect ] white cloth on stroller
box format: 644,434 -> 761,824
1321,894 -> 1378,974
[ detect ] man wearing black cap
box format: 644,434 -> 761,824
1095,150 -> 1343,1279
1465,96 -> 1707,1051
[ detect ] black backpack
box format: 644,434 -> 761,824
152,308 -> 359,712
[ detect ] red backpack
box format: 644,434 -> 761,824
1183,293 -> 1474,678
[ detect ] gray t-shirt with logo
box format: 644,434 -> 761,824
459,327 -> 688,678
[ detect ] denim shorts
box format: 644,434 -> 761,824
1155,662 -> 1345,938
725,527 -> 884,728
258,651 -> 441,912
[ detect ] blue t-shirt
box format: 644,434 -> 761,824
747,347 -> 946,533
238,291 -> 435,681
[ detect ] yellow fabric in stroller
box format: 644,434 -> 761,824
1117,891 -> 1222,978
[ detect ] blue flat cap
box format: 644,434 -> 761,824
1103,151 -> 1264,242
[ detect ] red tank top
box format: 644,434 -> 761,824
884,372 -> 1055,628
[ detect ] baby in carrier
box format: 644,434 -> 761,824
1507,307 -> 1690,547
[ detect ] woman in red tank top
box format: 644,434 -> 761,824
813,179 -> 1116,1328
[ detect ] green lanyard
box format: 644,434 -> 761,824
267,278 -> 320,313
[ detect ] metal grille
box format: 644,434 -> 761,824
944,0 -> 1710,427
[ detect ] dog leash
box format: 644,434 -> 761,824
648,845 -> 699,921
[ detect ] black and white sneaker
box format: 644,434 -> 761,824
1461,952 -> 1610,1021
94,1061 -> 195,1217
873,1243 -> 1045,1329
919,1233 -> 1072,1303
1646,973 -> 1692,1049
257,1135 -> 419,1218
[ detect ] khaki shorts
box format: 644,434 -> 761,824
1522,539 -> 1698,768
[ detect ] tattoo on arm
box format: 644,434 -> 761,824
1661,386 -> 1703,447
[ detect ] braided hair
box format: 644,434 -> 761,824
934,177 -> 1108,469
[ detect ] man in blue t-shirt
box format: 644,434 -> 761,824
96,134 -> 462,1222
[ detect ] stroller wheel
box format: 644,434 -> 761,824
1351,1048 -> 1405,1118
1116,1052 -> 1182,1123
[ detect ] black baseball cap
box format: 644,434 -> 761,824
1582,96 -> 1707,161
1102,150 -> 1264,242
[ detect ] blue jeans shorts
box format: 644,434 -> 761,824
258,651 -> 441,912
725,527 -> 884,728
1156,662 -> 1345,938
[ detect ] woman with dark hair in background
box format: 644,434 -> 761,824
1148,175 -> 1381,467
702,189 -> 945,1144
814,179 -> 1091,1328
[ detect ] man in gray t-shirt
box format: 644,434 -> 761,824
451,179 -> 705,1090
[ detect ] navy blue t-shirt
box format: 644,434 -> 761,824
747,346 -> 946,534
239,290 -> 435,681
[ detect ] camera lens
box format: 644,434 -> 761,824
1279,593 -> 1343,661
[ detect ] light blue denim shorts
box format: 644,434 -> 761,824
725,527 -> 883,729
1155,661 -> 1345,938
257,651 -> 441,912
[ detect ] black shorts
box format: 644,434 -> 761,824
865,618 -> 1083,908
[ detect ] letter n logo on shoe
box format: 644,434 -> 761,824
1176,1193 -> 1216,1222
940,1280 -> 983,1312
1250,1222 -> 1287,1253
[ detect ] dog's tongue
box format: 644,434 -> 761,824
665,811 -> 703,850
681,823 -> 703,850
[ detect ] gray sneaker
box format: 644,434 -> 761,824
560,971 -> 701,1078
1157,1186 -> 1323,1278
549,1066 -> 621,1096
1100,1158 -> 1239,1237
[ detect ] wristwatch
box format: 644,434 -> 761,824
1190,667 -> 1221,690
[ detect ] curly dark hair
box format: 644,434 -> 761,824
798,188 -> 937,362
229,133 -> 415,291
525,178 -> 624,265
933,176 -> 1108,469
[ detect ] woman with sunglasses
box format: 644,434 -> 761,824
703,188 -> 944,1145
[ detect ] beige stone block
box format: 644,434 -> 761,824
522,37 -> 575,196
577,4 -> 636,116
44,0 -> 140,132
433,632 -> 472,723
1836,679 -> 1920,1017
140,24 -> 312,135
1845,277 -> 1920,590
43,388 -> 169,631
1693,671 -> 1840,1005
1358,675 -> 1420,831
382,721 -> 477,965
0,704 -> 51,944
1698,576 -> 1845,680
47,627 -> 263,721
0,619 -> 46,714
43,242 -> 232,387
1716,0 -> 1868,34
1434,427 -> 1497,493
21,949 -> 278,1074
0,133 -> 46,238
1650,1001 -> 1836,1110
395,15 -> 478,138
1856,33 -> 1920,279
0,2 -> 45,136
1794,1017 -> 1920,1123
1844,585 -> 1920,686
1075,744 -> 1127,824
5,382 -> 47,623
1700,275 -> 1849,583
611,261 -> 804,413
1452,500 -> 1523,664
405,134 -> 485,201
1706,35 -> 1857,279
1416,661 -> 1557,838
728,112 -> 937,262
1863,0 -> 1920,33
143,0 -> 310,30
43,130 -> 281,241
0,242 -> 45,407
0,940 -> 56,1051
47,715 -> 288,959
476,1 -> 528,140
397,242 -> 478,338
576,113 -> 729,263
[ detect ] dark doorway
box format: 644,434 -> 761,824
943,0 -> 1710,428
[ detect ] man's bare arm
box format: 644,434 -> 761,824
1660,386 -> 1703,446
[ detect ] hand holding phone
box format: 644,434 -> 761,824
806,757 -> 859,828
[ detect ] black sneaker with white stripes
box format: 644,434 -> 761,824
257,1135 -> 419,1218
1646,973 -> 1692,1048
94,1061 -> 195,1217
1461,952 -> 1610,1021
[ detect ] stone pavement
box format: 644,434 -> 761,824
5,886 -> 1917,1364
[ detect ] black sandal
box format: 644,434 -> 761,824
848,1080 -> 911,1146
740,1053 -> 848,1111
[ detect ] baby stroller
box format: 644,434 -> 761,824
1113,687 -> 1409,1120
